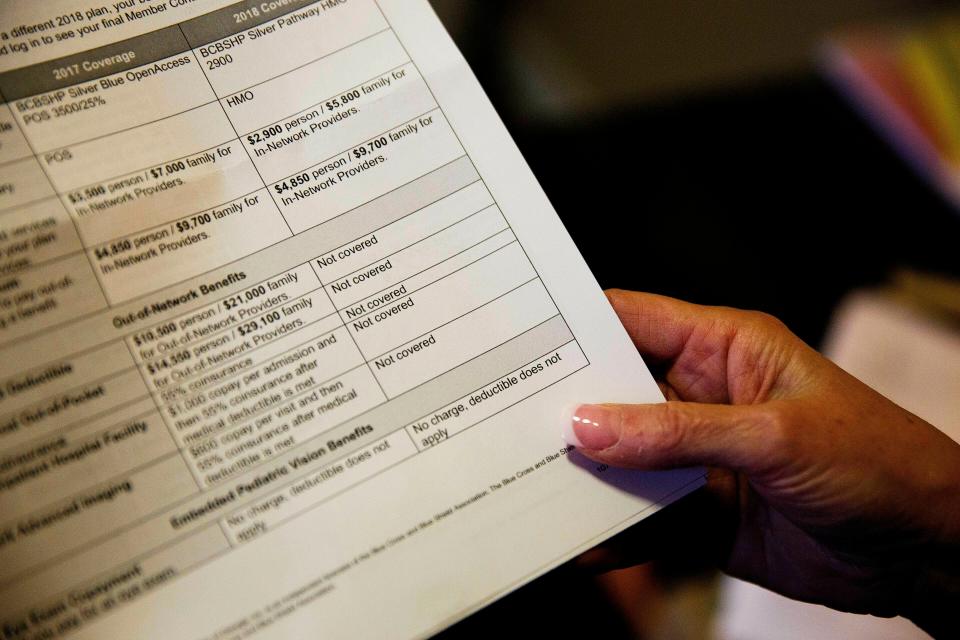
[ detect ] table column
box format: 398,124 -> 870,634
311,185 -> 561,398
0,84 -> 207,587
0,25 -> 255,602
126,261 -> 388,489
181,0 -> 462,235
0,100 -> 107,343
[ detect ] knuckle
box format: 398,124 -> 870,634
746,310 -> 788,334
753,403 -> 798,460
649,402 -> 689,455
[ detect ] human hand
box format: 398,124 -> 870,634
566,290 -> 960,636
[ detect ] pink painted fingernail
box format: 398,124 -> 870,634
563,404 -> 621,450
560,404 -> 583,447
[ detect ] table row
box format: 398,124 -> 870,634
0,155 -> 479,346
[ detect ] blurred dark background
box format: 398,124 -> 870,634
427,2 -> 960,638
431,0 -> 960,349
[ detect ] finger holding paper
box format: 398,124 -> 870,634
566,290 -> 960,636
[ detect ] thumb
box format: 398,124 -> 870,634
564,402 -> 779,474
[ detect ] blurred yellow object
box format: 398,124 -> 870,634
892,269 -> 960,324
900,33 -> 960,166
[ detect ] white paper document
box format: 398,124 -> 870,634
0,1 -> 704,637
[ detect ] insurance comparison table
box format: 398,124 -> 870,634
0,2 -> 703,638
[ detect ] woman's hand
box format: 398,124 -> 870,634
567,290 -> 960,636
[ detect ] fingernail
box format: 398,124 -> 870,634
560,404 -> 583,447
564,404 -> 621,450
